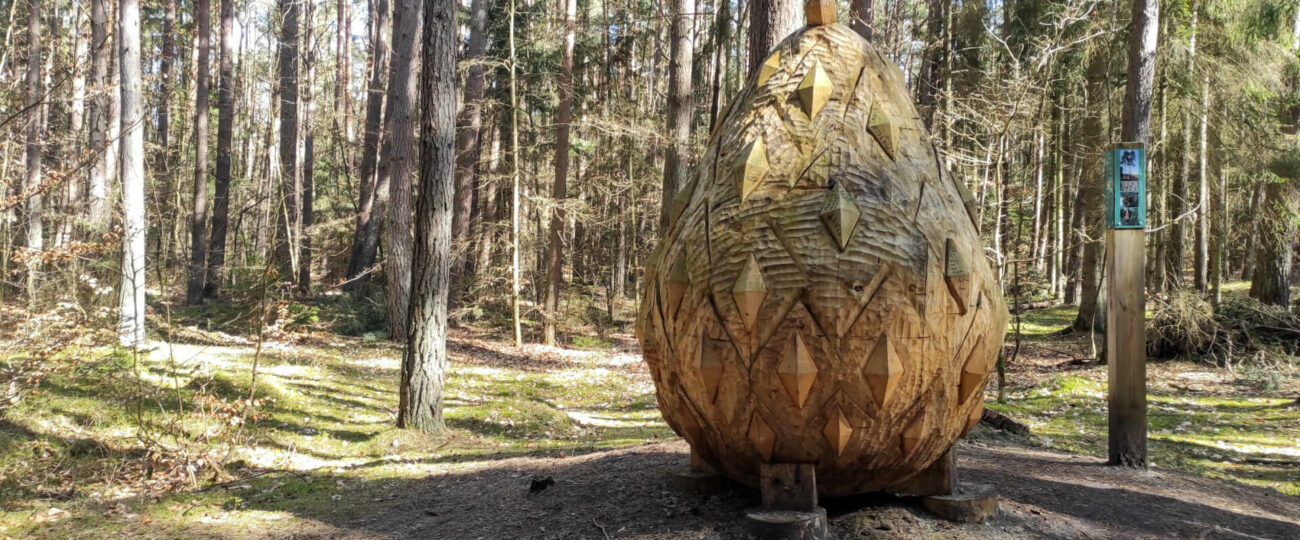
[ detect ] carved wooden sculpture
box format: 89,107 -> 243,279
637,13 -> 1009,498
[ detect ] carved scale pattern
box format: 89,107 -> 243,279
636,22 -> 1009,496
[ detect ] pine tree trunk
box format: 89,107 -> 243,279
298,0 -> 316,293
204,0 -> 235,298
508,0 -> 523,347
1194,75 -> 1209,291
451,0 -> 490,291
1242,182 -> 1263,281
543,0 -> 577,346
156,0 -> 176,269
746,0 -> 800,78
344,0 -> 392,293
384,0 -> 420,341
186,0 -> 211,305
60,6 -> 88,247
1072,51 -> 1108,331
118,0 -> 147,347
661,0 -> 694,229
334,0 -> 352,157
851,0 -> 874,40
1249,180 -> 1296,307
1169,9 -> 1197,290
398,0 -> 456,434
276,0 -> 301,281
916,0 -> 944,128
23,0 -> 44,294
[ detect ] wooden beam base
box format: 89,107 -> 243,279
887,448 -> 956,496
673,448 -> 729,494
744,508 -> 828,540
746,463 -> 827,539
672,471 -> 729,495
921,483 -> 998,523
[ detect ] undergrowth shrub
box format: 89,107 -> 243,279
1147,291 -> 1300,375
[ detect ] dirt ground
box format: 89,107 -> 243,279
234,435 -> 1298,540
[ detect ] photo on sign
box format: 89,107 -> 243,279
1121,180 -> 1139,193
1121,194 -> 1139,208
1120,208 -> 1139,227
1120,150 -> 1140,184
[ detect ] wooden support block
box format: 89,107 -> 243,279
673,448 -> 729,495
744,508 -> 828,540
759,463 -> 819,511
888,448 -> 955,496
921,483 -> 998,523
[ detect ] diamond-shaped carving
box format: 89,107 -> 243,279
757,51 -> 780,87
797,62 -> 832,120
867,101 -> 898,159
823,406 -> 852,456
778,333 -> 817,408
864,333 -> 903,409
963,402 -> 984,436
737,138 -> 769,200
900,413 -> 924,454
805,0 -> 836,25
666,255 -> 689,317
958,337 -> 986,403
747,411 -> 776,461
698,334 -> 726,403
820,183 -> 861,250
675,389 -> 704,443
944,238 -> 971,315
732,255 -> 767,330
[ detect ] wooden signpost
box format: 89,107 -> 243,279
1105,143 -> 1147,468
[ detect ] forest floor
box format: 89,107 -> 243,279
1,283 -> 1298,539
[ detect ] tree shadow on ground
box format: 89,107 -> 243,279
167,439 -> 1300,540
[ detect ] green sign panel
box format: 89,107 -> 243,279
1105,144 -> 1146,230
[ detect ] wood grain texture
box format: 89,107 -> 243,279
637,22 -> 1009,496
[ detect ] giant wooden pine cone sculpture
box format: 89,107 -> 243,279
635,18 -> 1010,496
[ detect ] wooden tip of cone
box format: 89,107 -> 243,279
806,0 -> 836,26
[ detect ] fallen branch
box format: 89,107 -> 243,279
980,409 -> 1030,436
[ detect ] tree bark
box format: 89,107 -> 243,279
275,0 -> 301,281
345,0 -> 392,293
661,0 -> 695,230
204,0 -> 236,298
1168,8 -> 1197,289
118,0 -> 147,347
1194,75 -> 1209,291
508,0 -> 523,346
298,0 -> 317,293
1249,180 -> 1296,306
1071,50 -> 1109,332
186,0 -> 212,305
155,0 -> 176,268
916,0 -> 945,128
23,0 -> 44,293
543,0 -> 577,347
851,0 -> 874,40
747,0 -> 800,78
451,0 -> 490,292
384,0 -> 420,341
398,0 -> 456,434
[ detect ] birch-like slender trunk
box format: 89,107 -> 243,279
118,0 -> 147,347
